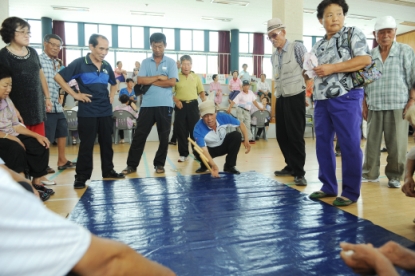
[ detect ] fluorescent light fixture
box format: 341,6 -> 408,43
131,11 -> 164,17
202,16 -> 233,22
211,0 -> 249,7
400,21 -> 415,26
52,6 -> 89,12
394,0 -> 415,3
347,14 -> 376,20
303,8 -> 316,14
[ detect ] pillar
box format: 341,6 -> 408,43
230,29 -> 239,72
0,0 -> 9,48
271,0 -> 303,41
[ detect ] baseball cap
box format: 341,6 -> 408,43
199,100 -> 216,117
242,80 -> 250,86
374,16 -> 397,31
267,18 -> 286,33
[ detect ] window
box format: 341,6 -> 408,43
193,30 -> 204,51
118,26 -> 131,48
98,24 -> 112,47
191,54 -> 206,74
180,30 -> 192,51
65,22 -> 78,45
131,27 -> 144,48
207,55 -> 218,73
84,24 -> 98,46
238,56 -> 253,73
165,53 -> 178,62
239,33 -> 253,54
163,28 -> 175,50
263,58 -> 273,81
264,34 -> 273,55
302,36 -> 313,52
27,19 -> 42,44
150,28 -> 162,36
209,32 -> 218,52
66,49 -> 82,66
116,51 -> 136,73
106,50 -> 115,68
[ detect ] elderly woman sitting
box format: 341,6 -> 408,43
0,64 -> 52,200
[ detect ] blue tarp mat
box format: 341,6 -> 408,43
69,171 -> 415,275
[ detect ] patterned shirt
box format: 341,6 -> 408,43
365,41 -> 415,111
39,52 -> 63,113
276,40 -> 307,70
311,26 -> 370,101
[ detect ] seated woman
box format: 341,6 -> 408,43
209,74 -> 222,106
0,64 -> 52,201
114,61 -> 128,91
114,94 -> 139,144
228,70 -> 242,102
257,74 -> 271,100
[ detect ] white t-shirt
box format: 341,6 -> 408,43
232,90 -> 257,111
0,167 -> 91,276
257,81 -> 270,93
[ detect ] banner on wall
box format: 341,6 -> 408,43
201,74 -> 229,84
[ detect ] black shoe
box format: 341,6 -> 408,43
294,176 -> 307,186
274,168 -> 292,176
46,166 -> 55,174
74,175 -> 87,189
168,141 -> 177,145
103,170 -> 125,179
196,166 -> 208,173
381,147 -> 387,152
224,165 -> 240,174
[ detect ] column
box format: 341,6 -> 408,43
0,0 -> 9,48
230,29 -> 239,72
271,0 -> 303,41
41,17 -> 52,48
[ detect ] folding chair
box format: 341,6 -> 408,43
251,110 -> 271,141
63,110 -> 78,145
305,113 -> 315,140
113,110 -> 136,144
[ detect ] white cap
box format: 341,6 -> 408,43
374,16 -> 397,31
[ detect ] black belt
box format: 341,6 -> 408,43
180,99 -> 198,103
238,106 -> 250,112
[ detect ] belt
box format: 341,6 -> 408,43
238,106 -> 250,112
180,99 -> 198,103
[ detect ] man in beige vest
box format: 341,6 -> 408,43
267,18 -> 308,186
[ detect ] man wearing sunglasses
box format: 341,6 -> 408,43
267,18 -> 308,186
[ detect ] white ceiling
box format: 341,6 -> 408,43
8,0 -> 415,39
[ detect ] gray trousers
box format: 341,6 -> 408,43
362,109 -> 408,180
236,107 -> 253,141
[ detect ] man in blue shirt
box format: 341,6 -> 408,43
122,33 -> 178,174
193,100 -> 251,177
54,34 -> 124,189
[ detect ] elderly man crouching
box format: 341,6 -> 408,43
193,100 -> 251,177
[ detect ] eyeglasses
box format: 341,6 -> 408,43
267,30 -> 282,41
15,30 -> 31,37
47,41 -> 63,49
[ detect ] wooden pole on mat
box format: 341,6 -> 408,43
188,137 -> 212,172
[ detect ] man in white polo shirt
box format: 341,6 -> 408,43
193,100 -> 251,176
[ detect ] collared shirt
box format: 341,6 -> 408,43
39,52 -> 63,113
194,112 -> 240,148
0,98 -> 22,137
173,72 -> 204,101
232,90 -> 257,111
365,41 -> 415,111
229,78 -> 242,91
209,81 -> 222,92
119,87 -> 137,101
139,55 -> 178,108
58,53 -> 116,117
239,70 -> 251,82
311,26 -> 370,101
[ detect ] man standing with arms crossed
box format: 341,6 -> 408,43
173,55 -> 206,163
54,34 -> 124,189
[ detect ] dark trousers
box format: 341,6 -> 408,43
199,131 -> 241,169
174,100 -> 200,158
0,134 -> 49,177
127,106 -> 172,168
170,112 -> 177,142
315,89 -> 363,202
76,116 -> 114,179
276,92 -> 306,177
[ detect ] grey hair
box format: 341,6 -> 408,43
43,33 -> 63,44
180,55 -> 192,64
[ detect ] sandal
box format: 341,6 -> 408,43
32,183 -> 55,195
333,197 -> 355,206
155,166 -> 165,174
41,180 -> 57,186
46,166 -> 55,174
58,161 -> 77,170
38,190 -> 50,202
309,191 -> 337,199
121,166 -> 137,175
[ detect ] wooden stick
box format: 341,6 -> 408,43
188,137 -> 212,172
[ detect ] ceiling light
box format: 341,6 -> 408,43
347,14 -> 376,20
400,21 -> 415,26
52,6 -> 89,12
202,16 -> 233,22
211,0 -> 249,7
303,8 -> 316,14
130,11 -> 165,17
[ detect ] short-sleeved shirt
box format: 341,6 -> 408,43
0,167 -> 91,276
173,72 -> 204,101
58,53 -> 116,117
194,112 -> 240,148
365,41 -> 415,111
257,81 -> 270,93
119,87 -> 137,101
232,90 -> 257,111
139,55 -> 178,108
209,82 -> 222,92
0,97 -> 21,137
229,78 -> 242,91
311,26 -> 370,101
39,52 -> 63,113
239,70 -> 251,82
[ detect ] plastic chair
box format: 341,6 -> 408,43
251,110 -> 271,141
113,110 -> 136,144
63,110 -> 78,145
305,113 -> 315,140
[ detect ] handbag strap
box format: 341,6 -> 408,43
346,27 -> 355,58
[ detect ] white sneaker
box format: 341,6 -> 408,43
178,156 -> 187,162
388,179 -> 401,188
361,177 -> 379,183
